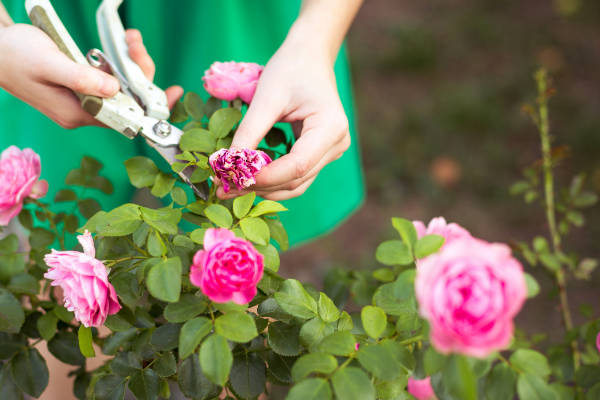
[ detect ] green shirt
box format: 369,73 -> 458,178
1,0 -> 364,246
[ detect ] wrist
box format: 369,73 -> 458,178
286,19 -> 338,66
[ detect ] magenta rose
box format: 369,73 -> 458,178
413,217 -> 471,248
407,377 -> 436,400
0,146 -> 48,225
597,331 -> 600,353
190,228 -> 264,304
209,148 -> 272,193
415,237 -> 527,358
203,61 -> 263,103
44,230 -> 121,327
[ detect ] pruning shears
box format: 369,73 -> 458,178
25,0 -> 208,199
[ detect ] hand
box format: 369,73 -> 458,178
217,31 -> 351,201
0,24 -> 182,129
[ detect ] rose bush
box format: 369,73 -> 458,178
0,68 -> 598,400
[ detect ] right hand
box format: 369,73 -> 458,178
0,24 -> 182,129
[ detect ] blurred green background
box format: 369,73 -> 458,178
280,0 -> 600,341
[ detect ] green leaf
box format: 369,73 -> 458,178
240,217 -> 270,245
183,92 -> 204,121
0,289 -> 24,333
372,270 -> 417,316
147,230 -> 167,257
53,305 -> 74,323
29,227 -> 55,248
337,311 -> 354,331
414,234 -> 445,258
248,200 -> 288,217
255,243 -> 280,272
170,186 -> 188,205
361,305 -> 387,339
267,321 -> 302,356
287,378 -> 332,400
128,369 -> 159,400
356,341 -> 405,381
209,107 -> 242,138
203,96 -> 222,118
575,365 -> 600,388
199,334 -> 233,386
233,192 -> 256,219
95,204 -> 142,236
8,273 -> 39,295
151,173 -> 176,198
151,323 -> 181,351
78,198 -> 102,219
177,354 -> 219,400
230,352 -> 266,399
391,217 -> 418,249
510,349 -> 551,378
485,363 -> 516,400
146,257 -> 182,302
299,317 -> 334,349
153,352 -> 177,378
80,156 -> 103,176
36,312 -> 58,341
48,331 -> 85,365
266,217 -> 289,251
10,348 -> 49,398
164,293 -> 207,323
55,188 -> 77,202
173,234 -> 195,249
0,236 -> 25,284
140,207 -> 181,235
376,240 -> 413,266
525,273 -> 540,298
317,331 -> 356,356
179,317 -> 212,359
331,367 -> 375,400
204,204 -> 233,228
215,312 -> 258,343
442,355 -> 477,400
0,363 -> 22,400
180,128 -> 216,153
111,352 -> 141,376
274,279 -> 318,320
517,373 -> 557,400
78,325 -> 95,357
169,99 -> 188,123
373,267 -> 395,282
318,292 -> 340,323
291,353 -> 337,382
94,375 -> 126,400
124,157 -> 159,188
190,167 -> 211,183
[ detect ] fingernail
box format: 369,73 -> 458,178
100,76 -> 119,96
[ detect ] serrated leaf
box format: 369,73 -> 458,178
414,234 -> 445,258
124,157 -> 159,188
199,334 -> 233,386
215,312 -> 258,343
233,192 -> 256,219
179,317 -> 212,359
376,240 -> 413,266
209,108 -> 242,138
146,258 -> 182,302
240,217 -> 270,245
248,200 -> 288,217
204,204 -> 233,228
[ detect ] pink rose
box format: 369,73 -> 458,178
44,231 -> 121,327
413,217 -> 471,247
190,228 -> 264,304
415,238 -> 527,358
407,377 -> 436,400
0,146 -> 48,225
209,148 -> 272,192
596,331 -> 600,353
203,61 -> 263,103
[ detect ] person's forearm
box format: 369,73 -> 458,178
288,0 -> 363,64
0,2 -> 13,27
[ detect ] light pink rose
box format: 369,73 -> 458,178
44,231 -> 121,327
203,61 -> 263,103
415,237 -> 527,358
407,377 -> 436,400
209,148 -> 272,192
413,217 -> 471,247
0,146 -> 48,225
190,228 -> 264,304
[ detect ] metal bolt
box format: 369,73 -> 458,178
153,120 -> 172,137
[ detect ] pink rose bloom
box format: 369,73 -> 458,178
413,217 -> 471,247
44,231 -> 121,327
407,377 -> 436,400
190,228 -> 264,304
0,146 -> 48,225
203,61 -> 263,103
209,148 -> 272,192
415,238 -> 527,358
596,331 -> 600,353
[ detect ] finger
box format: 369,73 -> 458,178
33,84 -> 103,129
126,29 -> 155,80
165,85 -> 184,109
42,50 -> 119,97
255,176 -> 316,201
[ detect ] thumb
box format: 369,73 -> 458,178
45,51 -> 120,98
230,92 -> 282,150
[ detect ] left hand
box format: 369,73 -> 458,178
216,33 -> 351,201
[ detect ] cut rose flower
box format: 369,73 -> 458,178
190,228 -> 264,304
415,237 -> 527,358
0,146 -> 48,225
44,230 -> 121,327
203,61 -> 263,103
209,148 -> 272,193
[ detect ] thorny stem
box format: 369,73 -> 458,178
534,69 -> 580,370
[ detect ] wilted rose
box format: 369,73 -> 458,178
407,377 -> 436,400
415,237 -> 527,358
190,228 -> 264,304
44,230 -> 121,327
209,148 -> 271,192
0,146 -> 48,225
203,61 -> 263,103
